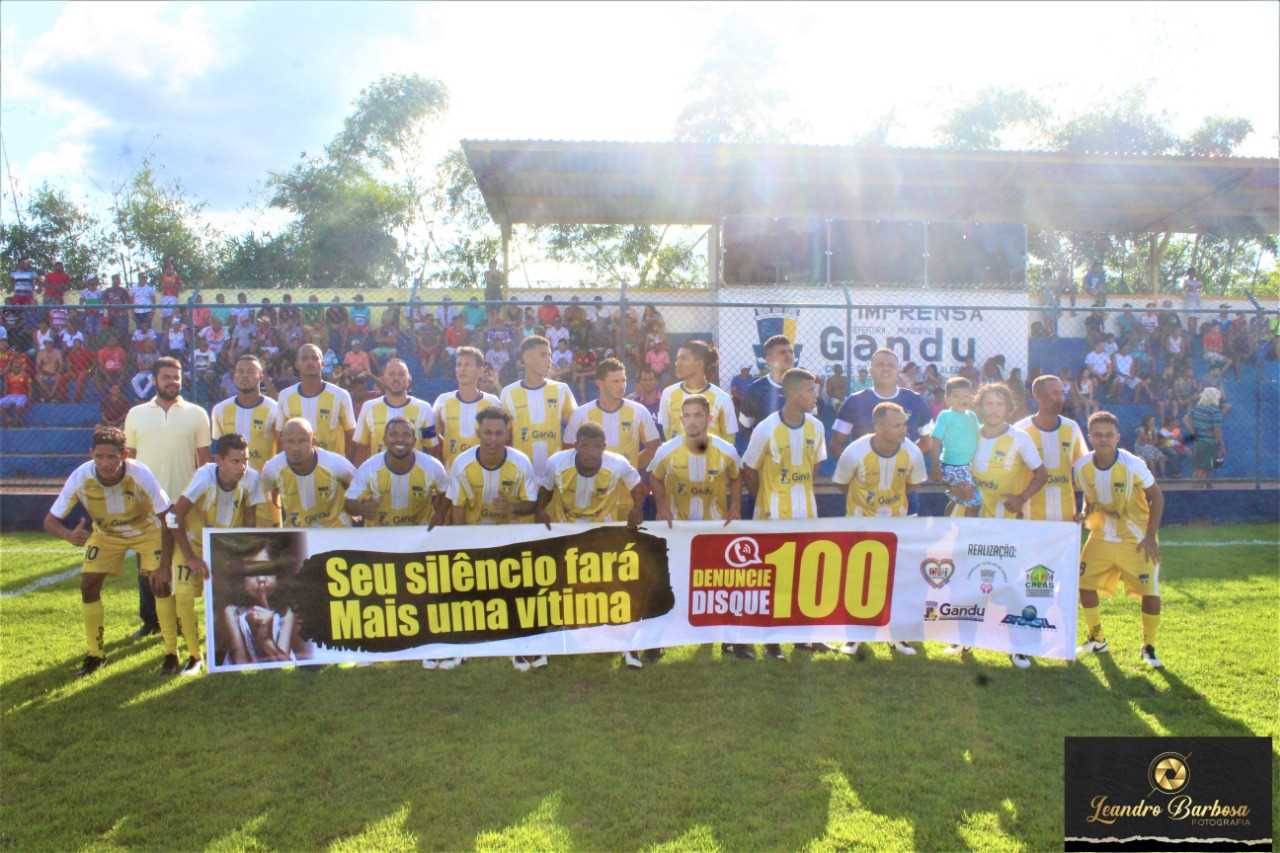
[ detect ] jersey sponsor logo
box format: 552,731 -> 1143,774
778,467 -> 812,484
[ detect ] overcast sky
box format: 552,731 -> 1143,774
2,1 -> 1277,237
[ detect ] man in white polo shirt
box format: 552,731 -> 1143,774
124,356 -> 211,640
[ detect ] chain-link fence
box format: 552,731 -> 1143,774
2,289 -> 1276,484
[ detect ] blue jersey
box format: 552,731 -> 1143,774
833,387 -> 932,442
740,375 -> 786,429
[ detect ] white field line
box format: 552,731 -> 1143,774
1,567 -> 79,598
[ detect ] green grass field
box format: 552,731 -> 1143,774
2,523 -> 1277,852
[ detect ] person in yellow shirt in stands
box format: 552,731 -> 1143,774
169,432 -> 265,676
352,358 -> 438,464
501,335 -> 576,480
741,367 -> 828,662
275,343 -> 356,458
657,339 -> 737,441
1074,411 -> 1167,669
261,418 -> 356,529
210,354 -> 279,526
434,346 -> 500,471
43,426 -> 173,677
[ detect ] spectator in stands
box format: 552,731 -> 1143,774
99,273 -> 126,338
99,382 -> 129,428
1225,312 -> 1252,375
191,336 -> 216,402
729,366 -> 752,412
79,275 -> 103,341
956,356 -> 979,385
478,362 -> 501,396
416,320 -> 444,378
64,336 -> 97,402
8,257 -> 37,312
1159,415 -> 1189,477
485,337 -> 511,382
1083,339 -> 1112,394
158,260 -> 182,321
59,315 -> 85,351
922,364 -> 944,397
42,261 -> 70,306
550,337 -> 575,381
131,273 -> 156,331
1083,310 -> 1106,347
35,338 -> 65,402
343,336 -> 373,379
1110,341 -> 1140,401
95,333 -> 128,394
1180,268 -> 1202,321
1201,321 -> 1230,373
1173,364 -> 1200,414
0,357 -> 32,425
484,258 -> 506,303
257,296 -> 278,327
371,314 -> 398,363
1054,269 -> 1077,314
209,292 -> 232,327
1074,367 -> 1100,418
326,297 -> 349,352
462,297 -> 486,330
537,294 -> 560,327
1007,367 -> 1029,419
163,316 -> 187,359
1150,364 -> 1180,423
1162,324 -> 1188,368
825,364 -> 849,405
900,361 -> 923,393
1083,261 -> 1107,307
1140,302 -> 1160,338
545,314 -> 570,352
1134,415 -> 1166,479
253,316 -> 280,361
644,337 -> 670,382
188,288 -> 210,332
201,315 -> 229,358
1184,387 -> 1225,482
444,314 -> 468,360
1116,305 -> 1139,343
230,309 -> 255,356
849,366 -> 872,393
572,344 -> 597,400
629,365 -> 661,417
131,340 -> 158,399
278,293 -> 300,327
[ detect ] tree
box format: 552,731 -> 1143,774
1,184 -> 112,281
936,87 -> 1050,150
424,147 -> 501,288
215,230 -> 310,290
111,159 -> 219,282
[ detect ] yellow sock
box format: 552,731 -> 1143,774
1082,606 -> 1103,640
155,593 -> 178,655
83,599 -> 104,657
175,587 -> 202,660
1142,612 -> 1160,646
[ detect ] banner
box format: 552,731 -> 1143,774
716,287 -> 1030,376
203,517 -> 1079,672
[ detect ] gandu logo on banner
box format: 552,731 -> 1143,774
203,518 -> 1077,671
718,288 -> 1029,376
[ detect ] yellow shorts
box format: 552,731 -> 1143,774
254,499 -> 281,528
172,561 -> 204,595
1080,538 -> 1159,598
84,529 -> 164,576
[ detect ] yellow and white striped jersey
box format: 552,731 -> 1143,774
446,446 -> 539,525
1074,449 -> 1156,544
51,460 -> 170,539
353,395 -> 439,456
274,382 -> 356,455
260,449 -> 356,529
541,449 -> 641,523
657,382 -> 738,441
647,435 -> 741,521
832,435 -> 927,518
346,450 -> 449,527
433,389 -> 502,470
500,379 -> 576,476
970,427 -> 1043,519
1014,415 -> 1087,521
742,411 -> 827,520
564,399 -> 660,467
179,463 -> 264,558
211,396 -> 279,472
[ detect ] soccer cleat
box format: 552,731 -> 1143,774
435,657 -> 464,671
75,655 -> 106,677
764,643 -> 786,661
528,655 -> 548,669
622,651 -> 644,669
1010,653 -> 1031,669
1140,644 -> 1163,669
421,659 -> 438,670
1076,636 -> 1109,656
725,643 -> 756,660
511,656 -> 531,672
179,657 -> 204,677
642,648 -> 665,663
943,644 -> 970,655
839,641 -> 861,656
890,641 -> 917,656
799,642 -> 837,653
160,653 -> 181,675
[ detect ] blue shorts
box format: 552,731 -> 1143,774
942,463 -> 983,508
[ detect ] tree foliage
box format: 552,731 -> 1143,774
111,159 -> 220,282
1,184 -> 112,282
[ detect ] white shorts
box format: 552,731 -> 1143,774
0,394 -> 28,408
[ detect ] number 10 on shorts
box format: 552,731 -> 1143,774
687,532 -> 897,627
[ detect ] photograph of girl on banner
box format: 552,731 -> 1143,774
209,530 -> 312,665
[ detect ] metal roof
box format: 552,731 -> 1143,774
461,139 -> 1279,235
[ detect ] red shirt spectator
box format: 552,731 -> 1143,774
98,342 -> 127,373
645,345 -> 670,376
160,268 -> 182,298
343,345 -> 372,376
42,264 -> 70,302
537,296 -> 560,327
6,367 -> 31,397
445,319 -> 469,349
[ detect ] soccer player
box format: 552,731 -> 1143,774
501,335 -> 577,480
649,395 -> 743,525
169,433 -> 265,676
434,345 -> 501,471
738,335 -> 794,430
261,417 -> 357,529
1074,411 -> 1166,669
353,358 -> 438,464
446,407 -> 546,672
565,357 -> 660,519
211,354 -> 280,526
1014,375 -> 1087,522
951,383 -> 1048,669
741,368 -> 827,661
829,349 -> 932,459
831,402 -> 927,658
657,339 -> 738,442
43,426 -> 173,677
345,417 -> 450,529
275,343 -> 356,458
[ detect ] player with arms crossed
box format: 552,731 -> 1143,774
169,433 -> 265,676
741,368 -> 830,661
353,358 -> 438,465
434,346 -> 501,471
210,354 -> 279,526
1075,411 -> 1166,668
446,407 -> 547,672
44,426 -> 173,677
657,339 -> 738,442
